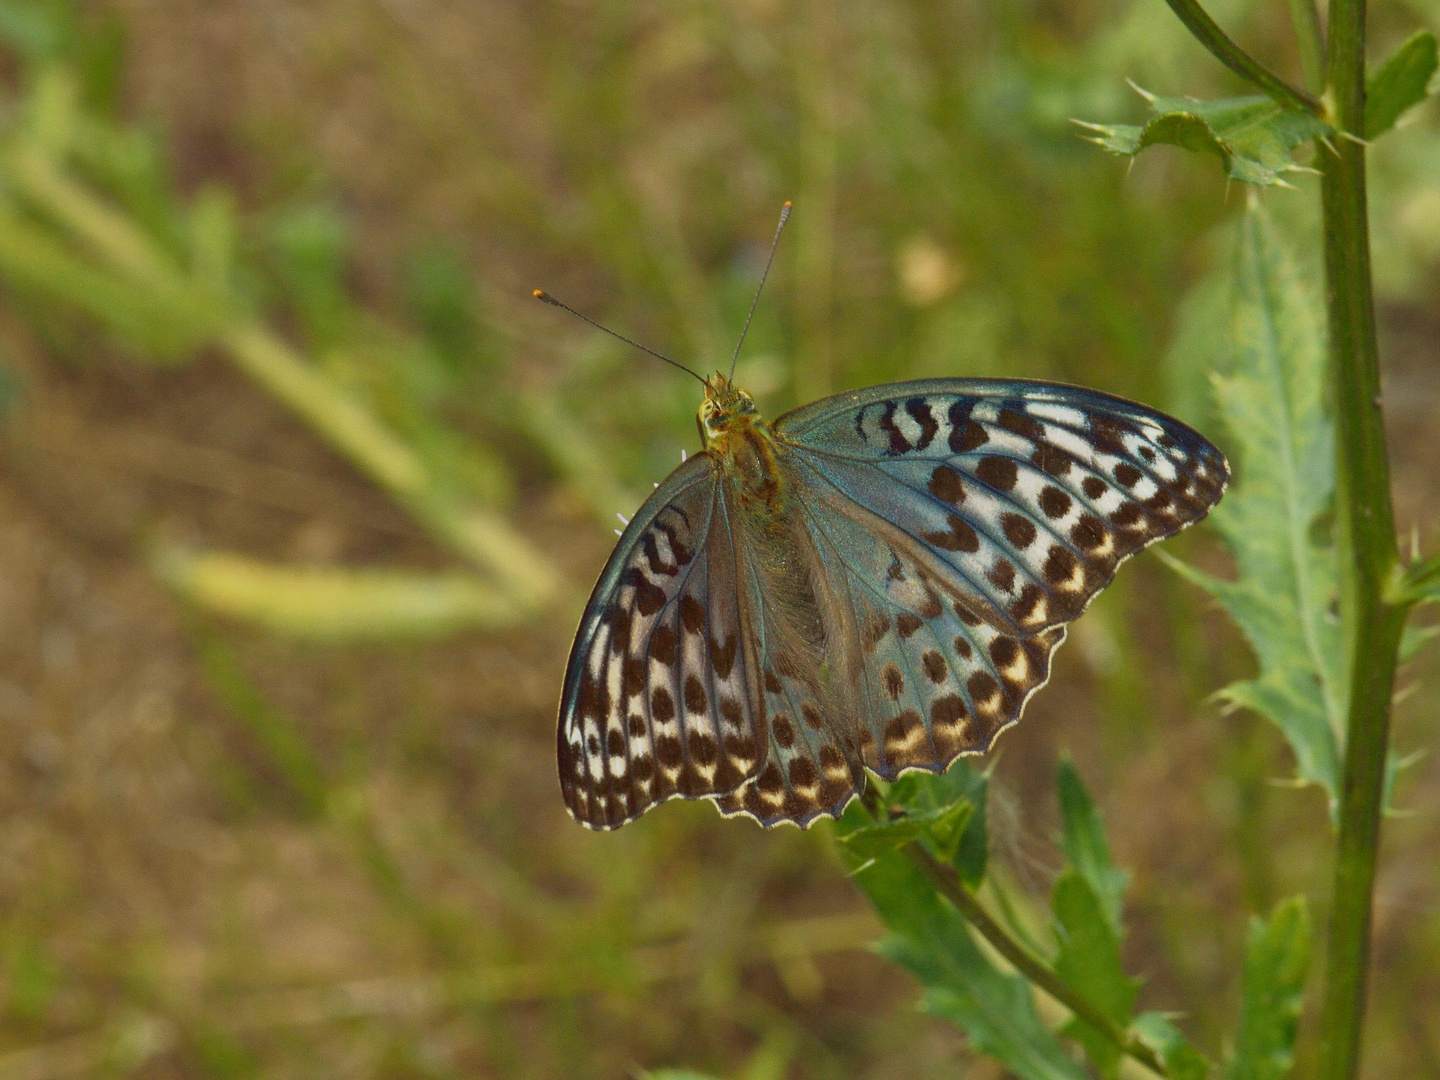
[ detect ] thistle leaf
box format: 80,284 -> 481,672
1159,204 -> 1343,808
1076,88 -> 1329,186
1224,897 -> 1311,1080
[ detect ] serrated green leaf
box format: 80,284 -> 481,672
1056,761 -> 1129,936
1076,88 -> 1329,186
1366,30 -> 1438,138
1225,897 -> 1310,1080
837,801 -> 973,861
853,851 -> 1088,1080
1159,204 -> 1343,811
1052,871 -> 1137,1079
886,764 -> 990,885
1133,1013 -> 1212,1080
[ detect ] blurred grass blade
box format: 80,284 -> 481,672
155,547 -> 531,639
1364,31 -> 1437,139
1076,87 -> 1329,186
194,630 -> 328,815
1158,203 -> 1343,810
1051,870 -> 1137,1079
1225,897 -> 1310,1080
1056,760 -> 1129,935
847,845 -> 1088,1080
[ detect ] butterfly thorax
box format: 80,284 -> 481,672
698,374 -> 788,515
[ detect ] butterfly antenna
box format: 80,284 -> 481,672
533,290 -> 706,385
728,200 -> 792,383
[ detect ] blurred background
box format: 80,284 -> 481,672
0,0 -> 1436,1077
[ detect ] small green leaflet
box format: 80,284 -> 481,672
1365,30 -> 1438,139
1075,85 -> 1330,186
1134,1013 -> 1212,1080
1052,871 -> 1137,1080
1225,897 -> 1311,1080
837,800 -> 974,862
1158,204 -> 1344,810
1056,760 -> 1129,937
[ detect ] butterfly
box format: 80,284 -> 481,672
545,211 -> 1228,831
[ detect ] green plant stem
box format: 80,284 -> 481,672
1315,0 -> 1408,1074
1287,0 -> 1327,93
903,843 -> 1167,1078
1159,0 -> 1323,114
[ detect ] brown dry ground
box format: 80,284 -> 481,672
0,2 -> 1437,1079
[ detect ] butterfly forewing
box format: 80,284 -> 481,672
558,455 -> 766,829
776,378 -> 1228,635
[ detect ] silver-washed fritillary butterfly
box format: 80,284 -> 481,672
544,206 -> 1228,830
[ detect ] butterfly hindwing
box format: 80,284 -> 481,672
776,378 -> 1229,635
558,455 -> 766,829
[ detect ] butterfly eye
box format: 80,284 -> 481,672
736,391 -> 757,415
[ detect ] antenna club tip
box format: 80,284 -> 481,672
532,289 -> 543,298
533,289 -> 561,305
782,200 -> 792,209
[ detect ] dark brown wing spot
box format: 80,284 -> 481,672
789,757 -> 818,788
967,671 -> 1001,704
1044,544 -> 1078,585
1158,433 -> 1177,449
906,398 -> 939,450
928,464 -> 967,504
587,734 -> 600,754
720,698 -> 743,728
724,734 -> 759,764
764,670 -> 782,694
1071,515 -> 1107,550
1082,476 -> 1107,500
948,402 -> 988,452
1111,502 -> 1144,527
953,599 -> 982,626
884,709 -> 923,747
883,664 -> 905,700
922,650 -> 948,683
631,755 -> 655,783
919,586 -> 944,619
651,686 -> 675,723
1090,416 -> 1128,454
1040,485 -> 1072,520
772,714 -> 795,748
652,625 -> 678,666
987,557 -> 1016,592
623,654 -> 646,696
1145,490 -> 1174,512
1114,462 -> 1142,487
629,713 -> 646,736
896,613 -> 923,638
878,401 -> 913,454
998,408 -> 1044,441
710,633 -> 737,678
655,734 -> 683,767
1001,513 -> 1037,549
924,514 -> 980,552
1139,445 -> 1156,462
1011,583 -> 1044,621
625,569 -> 667,616
976,456 -> 1019,491
690,733 -> 717,766
684,675 -> 708,715
610,606 -> 634,652
757,762 -> 784,793
607,730 -> 625,755
802,702 -> 822,729
953,635 -> 973,659
1032,443 -> 1072,476
680,594 -> 705,634
990,637 -> 1019,668
931,694 -> 968,727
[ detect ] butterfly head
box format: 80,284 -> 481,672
698,373 -> 758,447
